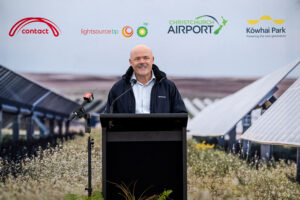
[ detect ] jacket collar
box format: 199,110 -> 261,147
122,64 -> 166,84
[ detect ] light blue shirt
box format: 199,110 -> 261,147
131,71 -> 156,113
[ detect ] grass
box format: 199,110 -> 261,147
1,129 -> 300,199
187,139 -> 300,199
0,130 -> 102,200
107,181 -> 172,200
64,190 -> 104,200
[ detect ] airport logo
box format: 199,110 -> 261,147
246,15 -> 286,38
81,23 -> 148,38
167,15 -> 228,35
9,17 -> 60,37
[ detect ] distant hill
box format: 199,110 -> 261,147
21,73 -> 295,100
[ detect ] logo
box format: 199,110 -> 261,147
122,26 -> 134,37
81,23 -> 148,38
9,17 -> 60,37
167,15 -> 228,35
245,15 -> 286,38
121,24 -> 148,38
137,26 -> 148,37
247,15 -> 285,25
81,29 -> 118,35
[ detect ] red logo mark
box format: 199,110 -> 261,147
9,17 -> 60,37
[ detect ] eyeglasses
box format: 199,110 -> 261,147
133,56 -> 151,62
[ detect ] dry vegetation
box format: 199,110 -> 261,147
1,130 -> 300,200
0,131 -> 102,200
188,139 -> 300,199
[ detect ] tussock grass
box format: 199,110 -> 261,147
0,130 -> 102,200
187,139 -> 300,199
1,132 -> 300,200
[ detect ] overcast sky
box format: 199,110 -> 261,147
1,0 -> 300,78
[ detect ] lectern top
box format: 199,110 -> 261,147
100,113 -> 188,131
101,113 -> 187,118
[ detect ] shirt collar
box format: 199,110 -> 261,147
131,70 -> 156,86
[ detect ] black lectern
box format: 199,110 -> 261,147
100,113 -> 188,200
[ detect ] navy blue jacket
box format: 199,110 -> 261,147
105,64 -> 187,113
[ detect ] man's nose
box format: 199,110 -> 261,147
138,58 -> 146,63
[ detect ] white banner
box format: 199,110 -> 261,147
0,0 -> 300,77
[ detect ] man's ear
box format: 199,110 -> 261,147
129,58 -> 132,65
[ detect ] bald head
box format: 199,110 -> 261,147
130,44 -> 153,59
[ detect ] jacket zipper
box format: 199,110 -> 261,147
150,77 -> 166,113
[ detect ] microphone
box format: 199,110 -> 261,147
68,92 -> 94,122
110,80 -> 137,113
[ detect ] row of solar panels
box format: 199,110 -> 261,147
241,76 -> 300,146
85,99 -> 106,114
187,57 -> 300,147
0,65 -> 79,118
183,98 -> 217,118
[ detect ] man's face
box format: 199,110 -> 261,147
129,47 -> 154,78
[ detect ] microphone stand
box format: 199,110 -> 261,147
85,113 -> 94,197
68,93 -> 94,197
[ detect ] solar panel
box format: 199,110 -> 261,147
188,58 -> 300,137
241,77 -> 300,147
0,66 -> 49,107
183,98 -> 200,117
96,103 -> 107,114
203,98 -> 213,106
192,98 -> 206,110
35,93 -> 78,116
85,99 -> 102,113
0,65 -> 79,117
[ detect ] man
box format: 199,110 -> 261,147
105,44 -> 187,113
